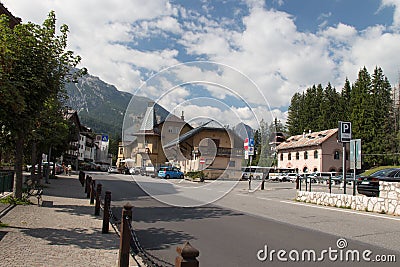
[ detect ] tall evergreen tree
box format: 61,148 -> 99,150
287,92 -> 303,135
370,66 -> 394,165
340,78 -> 352,121
350,67 -> 375,167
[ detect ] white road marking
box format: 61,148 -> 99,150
280,200 -> 400,221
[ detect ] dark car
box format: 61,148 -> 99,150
357,168 -> 400,197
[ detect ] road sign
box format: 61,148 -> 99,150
249,138 -> 254,147
248,146 -> 254,156
199,158 -> 206,164
244,138 -> 249,150
338,121 -> 351,143
350,139 -> 362,169
102,135 -> 109,142
244,150 -> 249,160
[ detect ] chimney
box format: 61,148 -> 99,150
181,111 -> 185,121
303,130 -> 305,138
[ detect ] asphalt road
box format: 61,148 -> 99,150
90,172 -> 399,267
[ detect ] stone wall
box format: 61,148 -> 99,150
296,181 -> 400,216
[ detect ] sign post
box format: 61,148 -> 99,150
244,138 -> 254,191
350,139 -> 361,196
338,121 -> 352,194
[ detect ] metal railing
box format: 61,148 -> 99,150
297,175 -> 358,195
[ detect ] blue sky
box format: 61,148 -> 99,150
3,0 -> 400,129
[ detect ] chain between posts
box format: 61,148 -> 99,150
79,172 -> 198,267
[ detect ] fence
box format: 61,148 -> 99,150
0,171 -> 14,194
80,171 -> 200,267
297,175 -> 358,195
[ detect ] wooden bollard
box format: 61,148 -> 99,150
90,179 -> 96,204
86,176 -> 92,198
118,203 -> 133,267
85,175 -> 90,193
95,184 -> 102,215
79,171 -> 85,186
175,241 -> 199,267
102,191 -> 111,234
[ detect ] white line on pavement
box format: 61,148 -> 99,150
256,196 -> 274,201
280,200 -> 400,222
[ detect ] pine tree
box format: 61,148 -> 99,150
287,92 -> 303,135
350,67 -> 375,167
340,78 -> 352,121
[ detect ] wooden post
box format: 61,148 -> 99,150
102,191 -> 111,234
175,241 -> 199,267
79,171 -> 85,186
86,176 -> 92,198
95,183 -> 102,215
84,175 -> 90,193
118,203 -> 133,267
90,179 -> 96,204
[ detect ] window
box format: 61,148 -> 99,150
304,151 -> 308,160
334,151 -> 340,160
314,150 -> 318,159
296,152 -> 299,160
288,153 -> 292,160
280,153 -> 283,161
119,148 -> 123,154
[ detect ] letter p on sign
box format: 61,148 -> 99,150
338,121 -> 351,143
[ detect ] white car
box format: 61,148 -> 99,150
108,166 -> 119,174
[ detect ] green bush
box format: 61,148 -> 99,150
0,195 -> 32,205
186,171 -> 205,179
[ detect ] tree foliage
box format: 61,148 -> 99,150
0,12 -> 83,197
286,66 -> 394,169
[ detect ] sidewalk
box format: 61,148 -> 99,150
0,174 -> 134,267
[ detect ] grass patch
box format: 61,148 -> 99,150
0,196 -> 32,205
0,222 -> 9,228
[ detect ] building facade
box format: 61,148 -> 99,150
276,128 -> 350,174
163,121 -> 244,179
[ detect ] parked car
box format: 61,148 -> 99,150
283,173 -> 300,183
158,166 -> 184,179
357,168 -> 400,197
129,167 -> 141,175
108,166 -> 119,174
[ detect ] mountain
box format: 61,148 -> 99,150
233,122 -> 254,140
64,72 -> 173,139
64,72 -> 149,136
65,71 -> 253,141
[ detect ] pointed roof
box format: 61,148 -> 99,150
276,128 -> 338,150
139,102 -> 156,131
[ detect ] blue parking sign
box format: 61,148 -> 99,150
102,135 -> 109,142
249,138 -> 254,147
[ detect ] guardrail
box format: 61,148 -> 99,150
0,171 -> 14,194
297,175 -> 358,195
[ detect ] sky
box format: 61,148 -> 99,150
3,0 -> 400,130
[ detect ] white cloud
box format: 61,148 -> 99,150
381,0 -> 400,30
4,0 -> 400,127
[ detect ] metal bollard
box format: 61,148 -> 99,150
86,176 -> 92,198
175,241 -> 199,267
90,179 -> 96,205
118,203 -> 133,267
95,184 -> 102,215
102,191 -> 111,234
